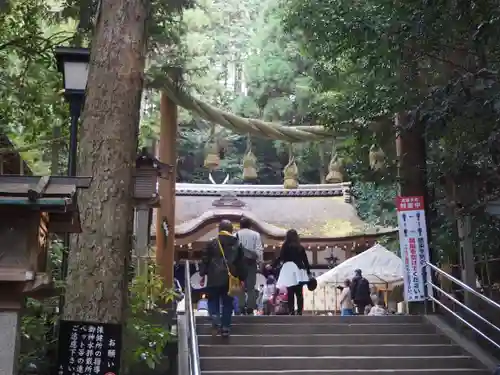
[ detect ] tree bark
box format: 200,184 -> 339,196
63,0 -> 149,323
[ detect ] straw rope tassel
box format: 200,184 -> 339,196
325,142 -> 344,183
369,144 -> 386,171
204,125 -> 220,170
242,135 -> 258,181
283,144 -> 299,189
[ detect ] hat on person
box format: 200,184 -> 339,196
307,277 -> 317,291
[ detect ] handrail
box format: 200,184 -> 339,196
425,262 -> 500,350
428,293 -> 500,350
427,262 -> 500,310
428,281 -> 500,337
184,260 -> 201,375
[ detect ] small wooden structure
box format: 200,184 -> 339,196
132,149 -> 173,275
0,176 -> 91,297
0,175 -> 90,375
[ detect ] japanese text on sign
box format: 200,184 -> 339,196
396,195 -> 430,302
396,196 -> 423,211
57,320 -> 121,375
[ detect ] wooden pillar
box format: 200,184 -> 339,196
457,213 -> 475,306
134,206 -> 151,276
157,91 -> 178,288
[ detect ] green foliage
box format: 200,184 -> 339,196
281,0 -> 500,271
352,182 -> 398,228
124,262 -> 177,372
19,244 -> 176,375
0,0 -> 75,174
18,239 -> 63,374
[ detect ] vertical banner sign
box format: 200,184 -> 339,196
57,320 -> 122,375
396,196 -> 431,302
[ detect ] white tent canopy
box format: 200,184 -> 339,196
316,243 -> 404,288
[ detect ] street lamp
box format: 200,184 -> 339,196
54,47 -> 90,315
54,46 -> 90,176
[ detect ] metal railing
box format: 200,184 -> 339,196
184,260 -> 201,375
426,262 -> 500,350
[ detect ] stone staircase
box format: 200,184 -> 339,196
197,315 -> 491,375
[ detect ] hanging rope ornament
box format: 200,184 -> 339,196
325,144 -> 344,183
369,144 -> 386,171
283,144 -> 299,189
204,125 -> 220,170
242,136 -> 258,181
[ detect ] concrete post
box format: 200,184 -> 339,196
134,206 -> 151,276
0,299 -> 22,375
176,311 -> 189,375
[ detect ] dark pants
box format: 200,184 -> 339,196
355,300 -> 372,315
263,300 -> 274,315
238,262 -> 257,312
287,285 -> 304,315
207,285 -> 234,328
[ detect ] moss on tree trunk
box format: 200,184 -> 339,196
63,0 -> 149,324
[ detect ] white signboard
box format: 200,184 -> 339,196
396,196 -> 431,302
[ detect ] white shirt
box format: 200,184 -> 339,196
236,228 -> 264,262
339,287 -> 353,309
368,305 -> 388,316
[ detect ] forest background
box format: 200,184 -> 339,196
2,0 -> 500,373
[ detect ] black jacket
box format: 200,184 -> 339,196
273,243 -> 311,272
199,233 -> 247,288
350,275 -> 371,304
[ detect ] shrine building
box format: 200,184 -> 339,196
151,182 -> 397,278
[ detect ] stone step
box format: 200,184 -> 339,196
199,344 -> 463,357
202,370 -> 490,375
196,315 -> 424,325
196,323 -> 435,335
197,333 -> 450,346
200,356 -> 481,372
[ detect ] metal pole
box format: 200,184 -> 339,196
60,93 -> 84,314
67,94 -> 84,177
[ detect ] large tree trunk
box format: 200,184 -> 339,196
63,0 -> 149,323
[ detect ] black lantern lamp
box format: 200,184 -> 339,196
54,46 -> 90,177
134,147 -> 174,206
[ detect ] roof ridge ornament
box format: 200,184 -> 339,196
208,172 -> 229,185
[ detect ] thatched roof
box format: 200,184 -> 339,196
152,182 -> 396,241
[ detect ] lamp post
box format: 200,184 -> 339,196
54,46 -> 90,176
54,47 -> 90,316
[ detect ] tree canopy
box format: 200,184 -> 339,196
3,0 -> 500,371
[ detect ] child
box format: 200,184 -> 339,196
368,298 -> 388,316
262,276 -> 277,315
274,286 -> 289,315
257,284 -> 264,313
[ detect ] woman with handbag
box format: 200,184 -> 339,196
271,229 -> 311,315
199,220 -> 247,337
